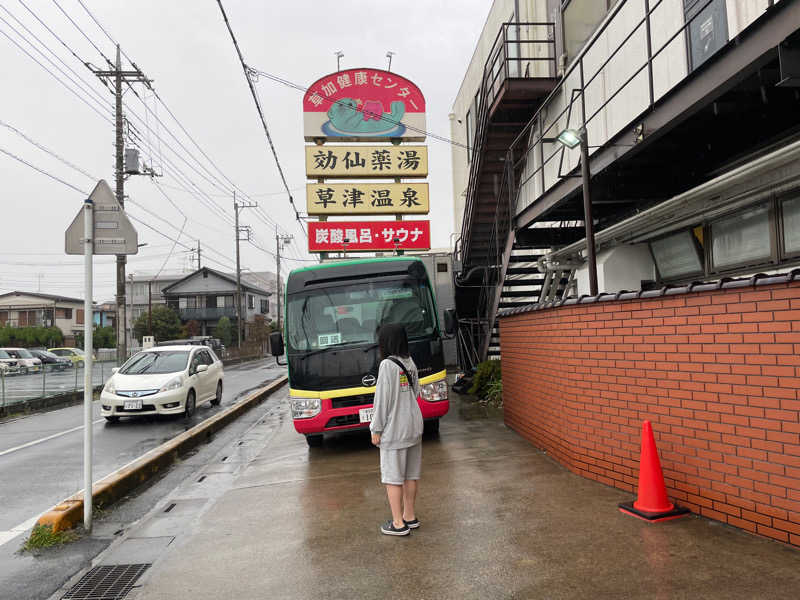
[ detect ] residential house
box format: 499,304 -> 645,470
160,267 -> 272,339
0,291 -> 87,345
93,301 -> 116,328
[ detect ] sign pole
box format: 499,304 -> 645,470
83,198 -> 94,533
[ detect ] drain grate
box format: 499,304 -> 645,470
63,564 -> 150,600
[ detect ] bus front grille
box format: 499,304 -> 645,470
325,414 -> 361,428
331,394 -> 373,409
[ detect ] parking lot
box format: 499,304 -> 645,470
0,362 -> 116,409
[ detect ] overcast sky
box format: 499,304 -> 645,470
0,0 -> 487,302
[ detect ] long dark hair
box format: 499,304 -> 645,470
378,324 -> 409,359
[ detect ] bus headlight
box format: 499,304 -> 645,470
291,398 -> 321,419
420,381 -> 448,402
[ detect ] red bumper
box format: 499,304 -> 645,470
293,397 -> 450,435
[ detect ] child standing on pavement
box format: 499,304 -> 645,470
370,324 -> 424,536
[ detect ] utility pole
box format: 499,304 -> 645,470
234,194 -> 257,348
93,45 -> 152,364
196,241 -> 201,270
148,280 -> 152,336
275,227 -> 293,330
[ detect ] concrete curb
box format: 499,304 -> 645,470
34,375 -> 287,534
0,385 -> 103,419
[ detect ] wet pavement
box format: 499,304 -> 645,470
86,387 -> 800,600
0,362 -> 287,600
0,359 -> 283,545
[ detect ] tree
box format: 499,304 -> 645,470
132,306 -> 183,343
214,316 -> 233,348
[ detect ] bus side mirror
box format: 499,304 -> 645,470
444,309 -> 457,336
269,332 -> 287,366
269,332 -> 284,357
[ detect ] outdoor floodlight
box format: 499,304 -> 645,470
556,128 -> 582,149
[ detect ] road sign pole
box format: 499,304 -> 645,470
83,198 -> 94,533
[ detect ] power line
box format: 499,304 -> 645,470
28,2 -> 296,245
0,118 -> 97,180
215,0 -> 306,238
3,3 -> 113,113
50,0 -> 110,64
0,21 -> 113,124
0,145 -> 87,194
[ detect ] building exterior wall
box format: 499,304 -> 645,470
515,0 -> 776,218
574,243 -> 656,296
499,280 -> 800,546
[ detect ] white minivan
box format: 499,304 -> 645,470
100,345 -> 224,423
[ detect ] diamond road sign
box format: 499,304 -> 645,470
65,180 -> 138,255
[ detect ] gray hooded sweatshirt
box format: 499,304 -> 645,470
370,356 -> 423,450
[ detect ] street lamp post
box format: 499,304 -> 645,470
549,127 -> 598,296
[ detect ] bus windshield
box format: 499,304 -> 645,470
286,279 -> 437,353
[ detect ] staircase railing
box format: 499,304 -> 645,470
460,22 -> 556,267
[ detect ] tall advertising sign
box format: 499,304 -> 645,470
303,68 -> 430,254
302,69 -> 426,142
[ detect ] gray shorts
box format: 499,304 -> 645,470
379,443 -> 422,485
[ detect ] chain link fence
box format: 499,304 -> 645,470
0,360 -> 117,414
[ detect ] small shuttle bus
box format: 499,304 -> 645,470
271,257 -> 450,446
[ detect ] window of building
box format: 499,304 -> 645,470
184,296 -> 197,309
782,196 -> 800,256
562,0 -> 616,61
0,311 -> 6,324
260,299 -> 269,314
650,230 -> 704,280
76,309 -> 84,325
436,262 -> 448,273
247,294 -> 255,309
217,296 -> 226,309
56,307 -> 72,319
711,204 -> 772,270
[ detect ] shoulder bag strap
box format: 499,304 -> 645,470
387,357 -> 417,394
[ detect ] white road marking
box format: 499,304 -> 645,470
0,514 -> 41,547
0,418 -> 105,458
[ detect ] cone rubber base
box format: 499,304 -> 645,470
618,501 -> 690,523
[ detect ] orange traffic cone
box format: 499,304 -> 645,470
619,420 -> 690,522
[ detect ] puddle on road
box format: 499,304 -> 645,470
458,399 -> 503,421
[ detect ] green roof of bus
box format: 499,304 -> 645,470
289,256 -> 424,277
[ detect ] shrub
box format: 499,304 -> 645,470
468,359 -> 501,399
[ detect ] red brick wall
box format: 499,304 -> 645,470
499,281 -> 800,546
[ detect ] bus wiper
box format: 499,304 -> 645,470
299,341 -> 361,360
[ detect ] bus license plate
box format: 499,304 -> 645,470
124,400 -> 142,410
359,408 -> 374,423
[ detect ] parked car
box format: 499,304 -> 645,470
0,349 -> 21,376
30,349 -> 73,371
100,345 -> 224,423
157,337 -> 225,356
47,347 -> 87,368
2,348 -> 42,374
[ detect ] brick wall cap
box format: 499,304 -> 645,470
497,269 -> 800,319
597,292 -> 619,302
618,291 -> 640,301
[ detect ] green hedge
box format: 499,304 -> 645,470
0,325 -> 63,348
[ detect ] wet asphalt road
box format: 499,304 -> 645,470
0,358 -> 284,536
